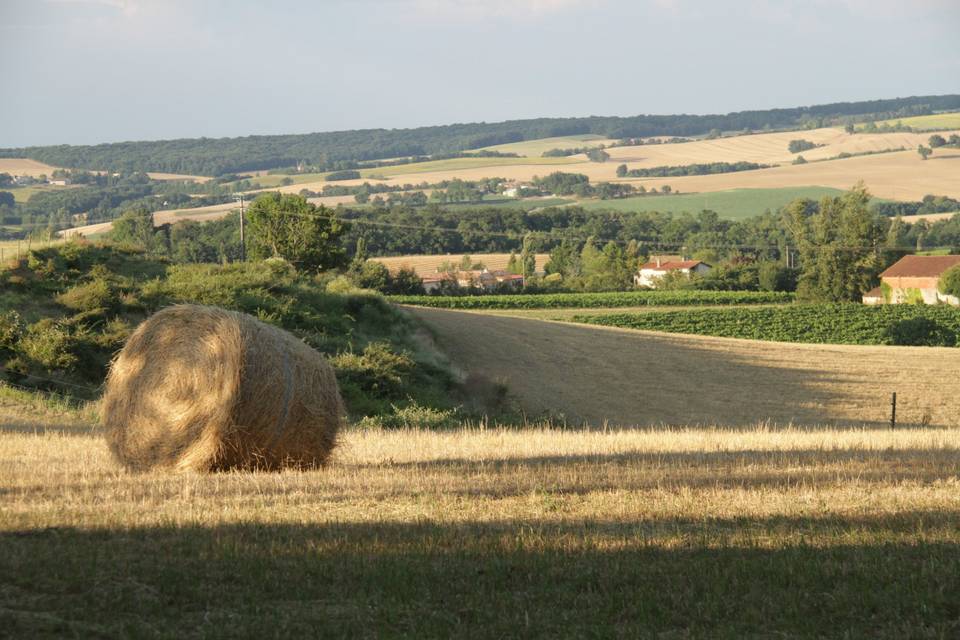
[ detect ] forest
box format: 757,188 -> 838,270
3,95 -> 957,176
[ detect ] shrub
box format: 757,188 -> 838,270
18,319 -> 78,370
939,265 -> 960,298
331,342 -> 414,398
357,402 -> 458,429
0,311 -> 23,352
56,279 -> 118,313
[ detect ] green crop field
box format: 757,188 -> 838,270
479,134 -> 610,157
578,187 -> 848,219
391,290 -> 794,310
861,111 -> 960,131
572,304 -> 960,347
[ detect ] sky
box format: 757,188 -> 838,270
1,0 -> 958,147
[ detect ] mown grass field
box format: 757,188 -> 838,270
578,186 -> 846,218
4,390 -> 960,637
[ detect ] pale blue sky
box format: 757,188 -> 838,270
1,0 -> 958,147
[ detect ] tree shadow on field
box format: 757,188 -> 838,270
2,512 -> 960,639
410,308 -> 960,429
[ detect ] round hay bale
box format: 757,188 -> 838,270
102,304 -> 345,472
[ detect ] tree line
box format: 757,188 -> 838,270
4,95 -> 957,175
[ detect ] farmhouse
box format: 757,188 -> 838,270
864,255 -> 960,306
635,256 -> 712,288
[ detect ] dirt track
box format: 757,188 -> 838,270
408,307 -> 960,428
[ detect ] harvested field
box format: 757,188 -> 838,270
479,134 -> 616,157
408,307 -> 960,428
4,393 -> 960,636
373,253 -> 550,276
0,158 -> 61,177
603,127 -> 950,166
618,148 -> 960,201
145,172 -> 211,182
902,211 -> 958,223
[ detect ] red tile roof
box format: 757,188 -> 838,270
639,260 -> 706,271
880,255 -> 960,278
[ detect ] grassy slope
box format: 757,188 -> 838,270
4,399 -> 960,638
407,307 -> 960,428
578,186 -> 846,219
0,242 -> 458,418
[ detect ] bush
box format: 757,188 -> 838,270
18,320 -> 78,370
357,402 -> 459,429
331,342 -> 415,399
0,311 -> 23,352
56,279 -> 118,313
939,265 -> 960,298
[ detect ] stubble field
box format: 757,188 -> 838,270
3,391 -> 960,637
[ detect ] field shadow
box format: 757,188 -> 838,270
411,309 -> 947,429
2,513 -> 959,638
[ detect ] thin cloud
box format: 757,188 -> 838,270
409,0 -> 604,21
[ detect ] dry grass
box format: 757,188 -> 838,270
479,134 -> 617,157
0,237 -> 65,260
408,307 -> 960,428
145,172 -> 211,183
616,148 -> 960,201
0,158 -> 61,177
373,253 -> 550,276
3,392 -> 960,636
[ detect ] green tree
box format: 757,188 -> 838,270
520,234 -> 537,278
844,123 -> 856,134
786,184 -> 884,302
110,208 -> 160,250
246,192 -> 348,271
616,164 -> 628,178
940,265 -> 960,298
918,144 -> 932,160
928,134 -> 946,148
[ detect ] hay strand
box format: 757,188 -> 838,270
102,304 -> 345,471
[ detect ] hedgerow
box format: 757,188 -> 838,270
389,290 -> 794,309
571,304 -> 960,346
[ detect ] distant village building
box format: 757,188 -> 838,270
420,269 -> 524,294
635,256 -> 712,288
863,255 -> 960,306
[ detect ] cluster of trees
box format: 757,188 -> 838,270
615,161 -> 768,178
918,134 -> 960,160
325,170 -> 362,181
787,139 -> 819,153
5,95 -> 956,175
97,185 -> 960,299
873,194 -> 960,218
528,172 -> 664,199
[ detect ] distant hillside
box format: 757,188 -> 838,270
2,94 -> 958,176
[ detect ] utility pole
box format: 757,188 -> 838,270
235,194 -> 246,262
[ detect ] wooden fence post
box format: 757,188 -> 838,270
890,392 -> 897,429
